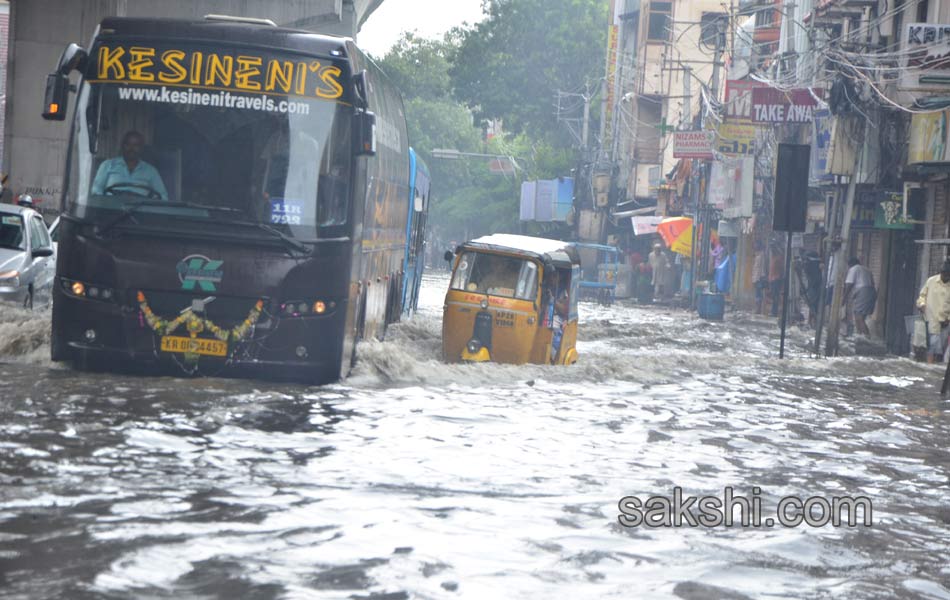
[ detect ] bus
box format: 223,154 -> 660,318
399,148 -> 430,318
41,15 -> 417,383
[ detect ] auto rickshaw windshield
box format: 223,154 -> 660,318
451,252 -> 539,300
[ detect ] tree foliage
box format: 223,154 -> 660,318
373,16 -> 598,243
449,0 -> 608,139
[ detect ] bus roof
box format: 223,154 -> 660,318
97,16 -> 351,56
463,234 -> 578,266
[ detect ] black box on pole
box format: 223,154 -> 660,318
772,143 -> 810,232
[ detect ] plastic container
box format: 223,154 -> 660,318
697,292 -> 725,320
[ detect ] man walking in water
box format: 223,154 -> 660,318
845,257 -> 876,337
917,260 -> 950,363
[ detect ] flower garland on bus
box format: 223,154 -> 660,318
136,291 -> 264,342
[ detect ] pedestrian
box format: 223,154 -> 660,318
798,250 -> 822,327
845,257 -> 876,337
648,243 -> 670,300
637,260 -> 653,304
916,260 -> 950,364
768,243 -> 785,317
752,242 -> 768,314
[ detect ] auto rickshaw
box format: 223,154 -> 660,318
442,234 -> 580,365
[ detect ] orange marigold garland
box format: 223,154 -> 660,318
137,291 -> 264,343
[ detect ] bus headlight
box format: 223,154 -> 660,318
280,299 -> 336,317
62,279 -> 116,302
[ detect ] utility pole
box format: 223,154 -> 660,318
693,21 -> 726,307
825,118 -> 867,357
582,89 -> 591,152
682,65 -> 691,129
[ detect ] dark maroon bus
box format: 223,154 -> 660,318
42,16 -> 412,383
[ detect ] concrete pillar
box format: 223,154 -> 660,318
2,0 -> 378,218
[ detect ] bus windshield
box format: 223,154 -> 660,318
70,48 -> 352,240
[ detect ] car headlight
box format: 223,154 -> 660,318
0,270 -> 20,288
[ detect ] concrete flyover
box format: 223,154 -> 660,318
1,0 -> 385,216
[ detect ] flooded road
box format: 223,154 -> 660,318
1,274 -> 949,599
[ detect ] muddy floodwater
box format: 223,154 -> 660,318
1,273 -> 949,599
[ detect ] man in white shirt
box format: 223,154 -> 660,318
916,260 -> 950,363
845,257 -> 876,336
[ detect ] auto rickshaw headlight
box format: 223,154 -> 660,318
467,340 -> 481,354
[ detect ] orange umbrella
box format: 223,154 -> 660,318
656,217 -> 718,257
657,217 -> 694,256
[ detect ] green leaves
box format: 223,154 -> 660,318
449,0 -> 608,139
372,2 -> 607,241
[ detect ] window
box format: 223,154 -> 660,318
647,2 -> 672,42
30,217 -> 51,250
451,252 -> 539,301
0,215 -> 24,250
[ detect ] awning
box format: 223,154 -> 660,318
631,216 -> 663,235
613,206 -> 657,219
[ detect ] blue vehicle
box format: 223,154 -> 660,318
574,242 -> 620,305
400,148 -> 431,317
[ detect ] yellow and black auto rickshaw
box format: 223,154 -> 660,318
442,234 -> 580,365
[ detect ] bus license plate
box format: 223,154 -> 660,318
160,336 -> 227,357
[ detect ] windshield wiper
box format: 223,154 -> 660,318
242,221 -> 313,256
96,201 -> 194,236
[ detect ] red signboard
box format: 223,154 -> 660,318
751,87 -> 822,123
724,80 -> 767,120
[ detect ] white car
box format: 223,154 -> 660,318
0,204 -> 56,309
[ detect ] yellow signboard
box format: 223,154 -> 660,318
908,110 -> 949,164
717,120 -> 756,156
92,45 -> 344,100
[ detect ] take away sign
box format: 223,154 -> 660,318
751,88 -> 822,123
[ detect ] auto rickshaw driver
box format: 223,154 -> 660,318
542,268 -> 570,362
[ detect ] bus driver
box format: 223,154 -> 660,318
91,130 -> 168,200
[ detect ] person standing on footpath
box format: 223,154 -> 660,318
648,243 -> 670,300
916,260 -> 950,364
845,257 -> 876,337
752,242 -> 768,314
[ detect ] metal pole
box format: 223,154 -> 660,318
825,119 -> 867,357
779,231 -> 793,358
813,177 -> 840,356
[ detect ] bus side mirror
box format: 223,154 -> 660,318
42,43 -> 87,121
355,110 -> 376,156
42,73 -> 70,121
444,250 -> 454,262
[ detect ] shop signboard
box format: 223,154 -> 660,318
899,23 -> 950,91
751,87 -> 821,123
875,192 -> 914,230
908,109 -> 950,163
673,130 -> 716,159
